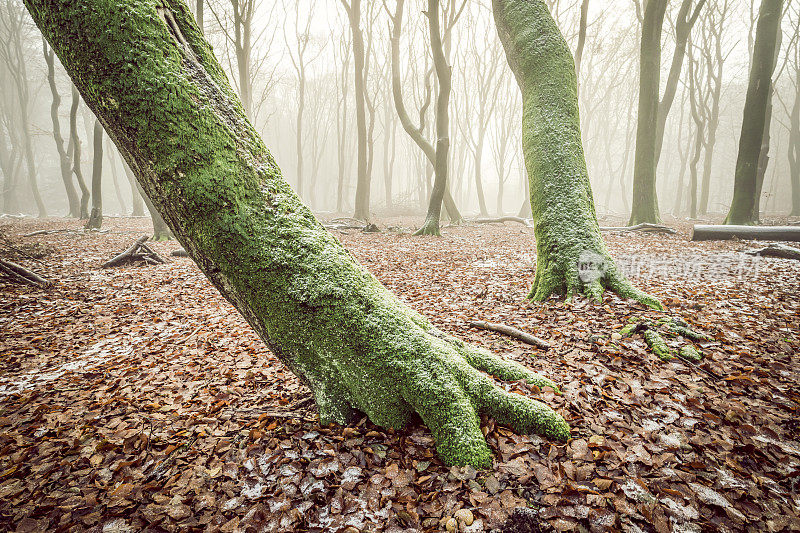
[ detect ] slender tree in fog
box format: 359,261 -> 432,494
725,0 -> 784,224
85,119 -> 103,229
0,0 -> 45,217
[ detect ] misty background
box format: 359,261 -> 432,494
1,0 -> 798,220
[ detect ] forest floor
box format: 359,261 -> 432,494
0,215 -> 798,533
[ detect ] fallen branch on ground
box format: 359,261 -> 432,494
599,223 -> 676,234
744,243 -> 800,260
0,258 -> 53,287
103,235 -> 166,268
692,225 -> 800,242
469,320 -> 550,350
171,249 -> 189,257
471,216 -> 533,227
23,228 -> 110,237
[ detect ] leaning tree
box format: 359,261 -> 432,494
23,0 -> 660,467
23,0 -> 573,468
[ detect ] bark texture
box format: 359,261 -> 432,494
24,0 -> 569,468
628,0 -> 668,225
724,0 -> 784,225
493,0 -> 661,309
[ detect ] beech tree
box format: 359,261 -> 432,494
43,38 -> 80,217
24,0 -> 578,468
493,0 -> 662,308
340,0 -> 371,220
725,0 -> 784,225
85,119 -> 103,229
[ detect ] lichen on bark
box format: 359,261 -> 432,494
492,0 -> 662,310
24,0 -> 569,468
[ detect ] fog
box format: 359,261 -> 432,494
1,0 -> 798,220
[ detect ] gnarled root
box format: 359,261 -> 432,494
306,316 -> 569,469
529,247 -> 663,310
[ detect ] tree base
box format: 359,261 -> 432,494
304,315 -> 569,468
529,246 -> 663,310
152,231 -> 173,241
414,218 -> 441,236
85,208 -> 103,230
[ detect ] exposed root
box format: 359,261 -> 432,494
644,329 -> 674,361
529,252 -> 663,310
413,217 -> 441,236
620,317 -> 709,364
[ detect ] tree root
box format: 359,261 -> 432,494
620,316 -> 710,363
414,217 -> 442,236
530,251 -> 663,311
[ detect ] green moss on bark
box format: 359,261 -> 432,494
24,0 -> 568,468
492,0 -> 661,310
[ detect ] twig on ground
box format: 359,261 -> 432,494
469,320 -> 550,350
102,235 -> 166,268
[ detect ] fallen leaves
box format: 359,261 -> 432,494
0,216 -> 798,531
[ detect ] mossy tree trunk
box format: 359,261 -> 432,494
493,0 -> 662,309
85,119 -> 103,229
724,0 -> 784,225
25,0 -> 569,468
628,0 -> 668,226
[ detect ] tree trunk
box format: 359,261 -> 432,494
19,96 -> 46,217
195,0 -> 203,34
0,126 -> 21,214
106,139 -> 127,215
415,0 -> 453,236
692,224 -> 800,242
474,129 -> 488,216
69,86 -> 90,219
628,0 -> 668,225
127,167 -> 145,216
295,69 -> 306,200
654,0 -> 705,165
493,0 -> 661,309
751,25 -> 782,223
86,119 -> 103,229
343,0 -> 371,221
25,0 -> 570,468
43,38 -> 80,217
573,0 -> 589,82
790,79 -> 800,216
724,0 -> 783,225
